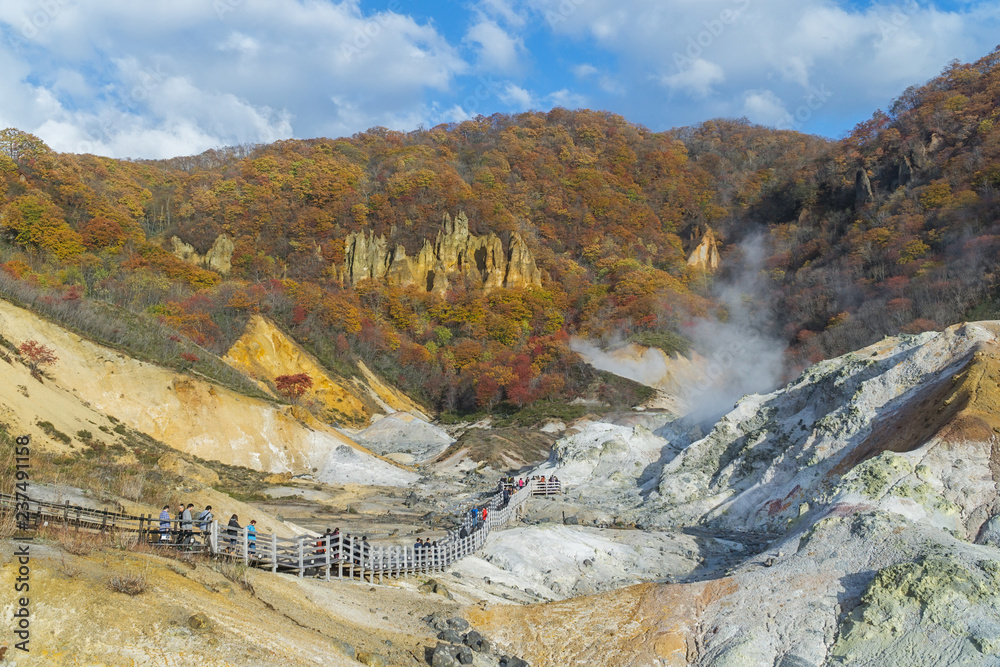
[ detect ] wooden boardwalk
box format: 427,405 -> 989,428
1,479 -> 562,582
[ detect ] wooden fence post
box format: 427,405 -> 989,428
297,537 -> 304,578
271,533 -> 278,573
242,526 -> 249,565
324,534 -> 331,582
349,535 -> 357,581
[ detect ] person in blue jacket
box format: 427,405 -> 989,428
247,519 -> 257,557
158,505 -> 171,543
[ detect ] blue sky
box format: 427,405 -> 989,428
0,0 -> 998,158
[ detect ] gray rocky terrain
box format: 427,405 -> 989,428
467,322 -> 1000,665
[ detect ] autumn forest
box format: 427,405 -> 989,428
2,47 -> 1000,419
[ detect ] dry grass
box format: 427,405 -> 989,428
114,471 -> 147,502
0,429 -> 15,538
48,526 -> 106,556
215,559 -> 256,595
108,562 -> 150,596
0,509 -> 16,539
58,554 -> 80,578
113,530 -> 141,551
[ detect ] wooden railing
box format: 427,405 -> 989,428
0,477 -> 562,583
0,492 -> 217,553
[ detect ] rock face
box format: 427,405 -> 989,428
473,524 -> 702,600
342,212 -> 542,292
224,314 -> 377,428
855,168 -> 874,208
223,316 -> 432,427
568,337 -> 707,413
0,297 -> 416,487
686,227 -> 720,272
353,412 -> 453,464
650,322 -> 1000,537
532,420 -> 677,498
171,234 -> 235,275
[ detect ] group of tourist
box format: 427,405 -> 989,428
156,503 -> 258,554
150,470 -> 561,566
498,474 -> 560,492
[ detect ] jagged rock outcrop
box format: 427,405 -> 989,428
897,154 -> 912,187
854,168 -> 874,208
342,212 -> 542,292
686,228 -> 720,272
171,234 -> 235,275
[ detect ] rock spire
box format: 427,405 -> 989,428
342,212 -> 542,292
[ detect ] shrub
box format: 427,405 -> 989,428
37,421 -> 71,444
108,565 -> 149,595
275,373 -> 313,402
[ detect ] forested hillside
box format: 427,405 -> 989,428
687,48 -> 1000,368
2,46 -> 1000,415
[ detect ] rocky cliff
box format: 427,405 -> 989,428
223,315 -> 377,428
223,316 -> 432,427
171,234 -> 235,275
342,211 -> 542,292
686,227 -> 720,272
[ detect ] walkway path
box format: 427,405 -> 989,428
1,479 -> 562,583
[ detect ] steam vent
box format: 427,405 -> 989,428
341,211 -> 542,293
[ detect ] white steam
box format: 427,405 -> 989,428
568,237 -> 788,421
680,236 -> 788,420
568,338 -> 670,389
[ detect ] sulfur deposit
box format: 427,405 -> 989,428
0,298 -> 415,486
223,314 -> 377,428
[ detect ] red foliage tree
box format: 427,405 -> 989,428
275,373 -> 313,402
18,340 -> 57,377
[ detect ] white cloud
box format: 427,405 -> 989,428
0,0 -> 468,157
1,0 -> 999,157
742,89 -> 792,128
661,58 -> 725,98
464,19 -> 525,74
547,89 -> 588,109
477,0 -> 527,28
523,0 -> 1000,133
219,32 -> 260,56
445,104 -> 472,123
500,83 -> 534,109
